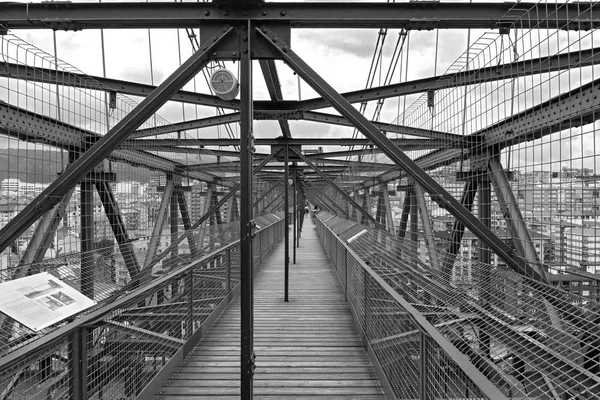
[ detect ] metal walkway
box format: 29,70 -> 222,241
156,217 -> 385,399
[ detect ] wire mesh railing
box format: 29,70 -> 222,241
315,210 -> 600,399
0,213 -> 284,400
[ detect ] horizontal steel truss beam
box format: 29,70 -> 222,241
0,25 -> 234,255
257,25 -> 547,284
374,73 -> 600,189
123,137 -> 463,149
6,43 -> 596,136
0,102 -> 225,184
1,2 -> 596,30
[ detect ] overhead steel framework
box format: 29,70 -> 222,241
1,1 -> 600,399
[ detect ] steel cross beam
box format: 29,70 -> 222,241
391,73 -> 600,183
125,137 -> 457,150
1,2 -> 597,30
301,111 -> 465,142
0,26 -> 233,255
0,103 -> 224,183
131,113 -> 241,138
257,26 -> 548,284
5,43 -> 598,124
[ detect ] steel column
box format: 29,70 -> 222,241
0,26 -> 233,255
257,27 -> 545,283
80,181 -> 94,299
239,20 -> 255,400
478,177 -> 492,359
170,184 -> 180,263
69,328 -> 89,400
284,146 -> 290,302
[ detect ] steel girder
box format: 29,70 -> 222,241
0,25 -> 234,255
259,59 -> 292,139
1,2 -> 597,30
6,43 -> 598,124
125,137 -> 460,150
132,113 -> 241,138
0,103 -> 211,178
285,47 -> 600,112
256,25 -> 548,284
373,73 -> 600,190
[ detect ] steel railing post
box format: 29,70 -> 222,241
188,269 -> 194,337
69,327 -> 88,400
420,331 -> 427,400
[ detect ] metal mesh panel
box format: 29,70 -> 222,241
315,210 -> 600,398
0,216 -> 283,399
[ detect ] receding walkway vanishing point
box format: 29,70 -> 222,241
156,217 -> 385,399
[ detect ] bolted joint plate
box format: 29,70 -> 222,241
200,22 -> 290,60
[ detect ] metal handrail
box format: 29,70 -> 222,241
315,212 -> 508,400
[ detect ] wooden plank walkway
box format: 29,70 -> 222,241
156,217 -> 385,399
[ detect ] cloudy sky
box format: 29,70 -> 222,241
4,0 -> 600,175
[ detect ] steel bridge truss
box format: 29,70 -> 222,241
1,1 -> 600,399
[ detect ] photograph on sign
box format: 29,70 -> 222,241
0,272 -> 96,331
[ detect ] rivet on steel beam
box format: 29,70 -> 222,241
262,11 -> 267,16
280,10 -> 286,16
262,28 -> 267,33
282,47 -> 288,53
204,10 -> 210,16
223,11 -> 229,16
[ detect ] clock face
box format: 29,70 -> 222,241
210,69 -> 239,100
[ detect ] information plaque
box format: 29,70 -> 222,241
0,272 -> 96,331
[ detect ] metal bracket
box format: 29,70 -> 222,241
249,351 -> 257,377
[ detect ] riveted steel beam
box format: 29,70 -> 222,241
1,2 -> 597,30
302,111 -> 465,142
124,137 -> 459,150
257,25 -> 548,283
0,101 -> 225,184
260,59 -> 292,139
0,25 -> 234,255
131,113 -> 241,138
287,47 -> 600,112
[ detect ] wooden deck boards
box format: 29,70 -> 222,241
157,218 -> 385,399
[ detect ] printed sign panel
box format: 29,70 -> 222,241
0,272 -> 96,331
